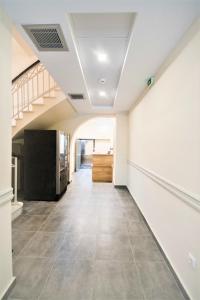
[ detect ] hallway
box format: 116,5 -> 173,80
9,169 -> 186,300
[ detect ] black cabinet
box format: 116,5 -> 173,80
24,130 -> 69,201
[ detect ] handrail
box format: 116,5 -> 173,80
12,60 -> 40,83
12,60 -> 57,119
128,160 -> 200,212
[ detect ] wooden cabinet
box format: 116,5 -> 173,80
92,154 -> 113,182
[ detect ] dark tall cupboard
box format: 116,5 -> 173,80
24,130 -> 69,201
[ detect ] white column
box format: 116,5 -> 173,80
113,113 -> 128,186
0,6 -> 15,298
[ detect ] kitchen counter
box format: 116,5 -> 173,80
92,154 -> 113,182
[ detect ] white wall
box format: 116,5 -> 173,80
49,114 -> 114,139
128,27 -> 200,300
94,140 -> 111,154
0,7 -> 15,298
74,117 -> 115,142
113,113 -> 128,186
12,29 -> 37,79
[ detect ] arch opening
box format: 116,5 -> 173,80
69,117 -> 115,183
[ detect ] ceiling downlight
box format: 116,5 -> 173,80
22,24 -> 69,51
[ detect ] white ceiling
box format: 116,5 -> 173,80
1,0 -> 200,114
71,13 -> 135,108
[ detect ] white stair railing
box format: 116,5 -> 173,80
12,60 -> 57,120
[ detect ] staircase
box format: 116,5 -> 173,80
12,60 -> 66,137
11,60 -> 67,219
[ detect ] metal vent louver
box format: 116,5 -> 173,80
68,94 -> 85,100
22,24 -> 68,51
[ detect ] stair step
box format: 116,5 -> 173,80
15,112 -> 23,120
23,110 -> 34,114
23,104 -> 33,112
43,95 -> 56,99
33,97 -> 44,105
54,86 -> 61,91
11,119 -> 16,127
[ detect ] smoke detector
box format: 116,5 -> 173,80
22,24 -> 69,51
99,78 -> 106,84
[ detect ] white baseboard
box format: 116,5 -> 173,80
11,201 -> 23,221
0,188 -> 13,207
1,276 -> 16,300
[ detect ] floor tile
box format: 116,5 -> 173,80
12,215 -> 48,231
128,220 -> 152,236
40,213 -> 73,232
118,195 -> 139,208
137,261 -> 185,300
56,233 -> 97,260
93,260 -> 144,300
97,216 -> 129,235
96,234 -> 133,261
39,259 -> 94,300
130,236 -> 164,262
123,207 -> 143,222
97,206 -> 124,219
12,230 -> 36,256
41,213 -> 98,234
20,231 -> 65,258
22,203 -> 55,216
9,257 -> 53,299
6,298 -> 23,300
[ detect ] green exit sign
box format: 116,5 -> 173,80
147,76 -> 155,87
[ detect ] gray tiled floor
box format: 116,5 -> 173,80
8,169 -> 186,300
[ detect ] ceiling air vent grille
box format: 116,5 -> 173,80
68,94 -> 85,100
22,24 -> 68,51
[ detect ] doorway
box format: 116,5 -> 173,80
71,117 -> 115,182
75,139 -> 94,170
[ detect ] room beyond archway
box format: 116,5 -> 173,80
70,117 -> 115,183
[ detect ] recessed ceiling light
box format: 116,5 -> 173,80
99,91 -> 106,97
96,51 -> 108,63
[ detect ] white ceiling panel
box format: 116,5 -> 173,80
71,13 -> 134,38
71,13 -> 135,108
75,37 -> 128,106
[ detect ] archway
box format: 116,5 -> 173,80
69,117 -> 115,182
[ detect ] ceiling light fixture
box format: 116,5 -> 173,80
99,91 -> 106,97
96,51 -> 108,63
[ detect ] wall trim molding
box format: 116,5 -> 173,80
0,188 -> 13,206
127,160 -> 200,212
